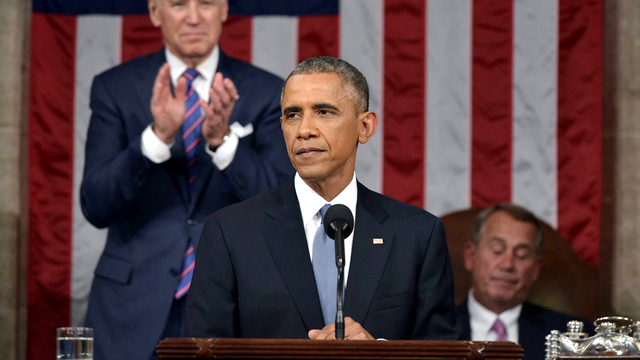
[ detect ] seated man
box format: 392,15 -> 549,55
457,203 -> 593,359
186,56 -> 460,340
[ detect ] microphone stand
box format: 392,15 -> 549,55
324,204 -> 353,341
334,227 -> 346,340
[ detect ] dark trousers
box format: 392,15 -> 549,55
149,296 -> 186,360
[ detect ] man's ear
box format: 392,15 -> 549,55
220,0 -> 229,23
357,111 -> 378,145
463,241 -> 477,272
532,256 -> 543,282
148,0 -> 161,28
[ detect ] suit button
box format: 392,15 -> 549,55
234,174 -> 247,189
170,268 -> 180,277
187,219 -> 197,226
134,170 -> 146,184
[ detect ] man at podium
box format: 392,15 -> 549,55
186,57 -> 460,340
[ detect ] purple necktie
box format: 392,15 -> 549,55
491,318 -> 508,341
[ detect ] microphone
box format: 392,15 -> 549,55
323,204 -> 354,340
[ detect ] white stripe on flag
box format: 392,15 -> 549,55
341,0 -> 384,193
72,15 -> 121,326
252,16 -> 298,80
425,0 -> 472,216
512,0 -> 558,227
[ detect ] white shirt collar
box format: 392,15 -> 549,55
467,288 -> 522,342
294,173 -> 358,229
165,45 -> 219,88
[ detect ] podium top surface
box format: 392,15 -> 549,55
158,337 -> 524,359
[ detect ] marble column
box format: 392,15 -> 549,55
603,0 -> 640,320
0,0 -> 31,359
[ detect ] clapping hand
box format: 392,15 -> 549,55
201,72 -> 239,148
150,63 -> 187,144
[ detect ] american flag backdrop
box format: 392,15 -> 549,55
28,0 -> 602,359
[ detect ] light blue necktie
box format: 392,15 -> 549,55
312,204 -> 337,326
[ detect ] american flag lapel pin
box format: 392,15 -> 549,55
373,238 -> 384,245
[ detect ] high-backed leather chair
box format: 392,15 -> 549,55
441,208 -> 599,322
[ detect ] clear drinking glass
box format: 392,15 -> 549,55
56,327 -> 94,359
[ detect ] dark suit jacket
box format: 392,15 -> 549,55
81,49 -> 293,360
186,179 -> 460,340
457,300 -> 594,360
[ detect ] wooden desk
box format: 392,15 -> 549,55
157,338 -> 523,359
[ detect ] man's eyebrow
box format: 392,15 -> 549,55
513,243 -> 535,251
488,236 -> 506,243
282,105 -> 301,114
312,103 -> 340,112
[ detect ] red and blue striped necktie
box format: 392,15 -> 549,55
175,243 -> 195,299
175,68 -> 201,299
181,68 -> 203,199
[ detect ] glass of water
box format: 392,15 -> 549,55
56,327 -> 94,359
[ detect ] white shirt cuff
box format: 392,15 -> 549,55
141,124 -> 173,164
206,131 -> 239,170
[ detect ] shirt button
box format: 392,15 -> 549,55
187,219 -> 197,226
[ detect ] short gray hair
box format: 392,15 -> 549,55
472,202 -> 544,254
282,56 -> 369,114
154,0 -> 227,5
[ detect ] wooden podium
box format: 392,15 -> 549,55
157,338 -> 523,359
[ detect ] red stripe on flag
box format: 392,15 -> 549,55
383,0 -> 426,208
220,15 -> 252,63
121,15 -> 163,63
471,0 -> 514,207
557,0 -> 603,266
298,15 -> 340,61
28,12 -> 76,360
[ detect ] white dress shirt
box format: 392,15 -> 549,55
467,288 -> 522,343
141,46 -> 240,170
294,172 -> 357,286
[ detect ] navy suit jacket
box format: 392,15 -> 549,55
457,300 -> 594,360
186,179 -> 460,340
81,49 -> 293,360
